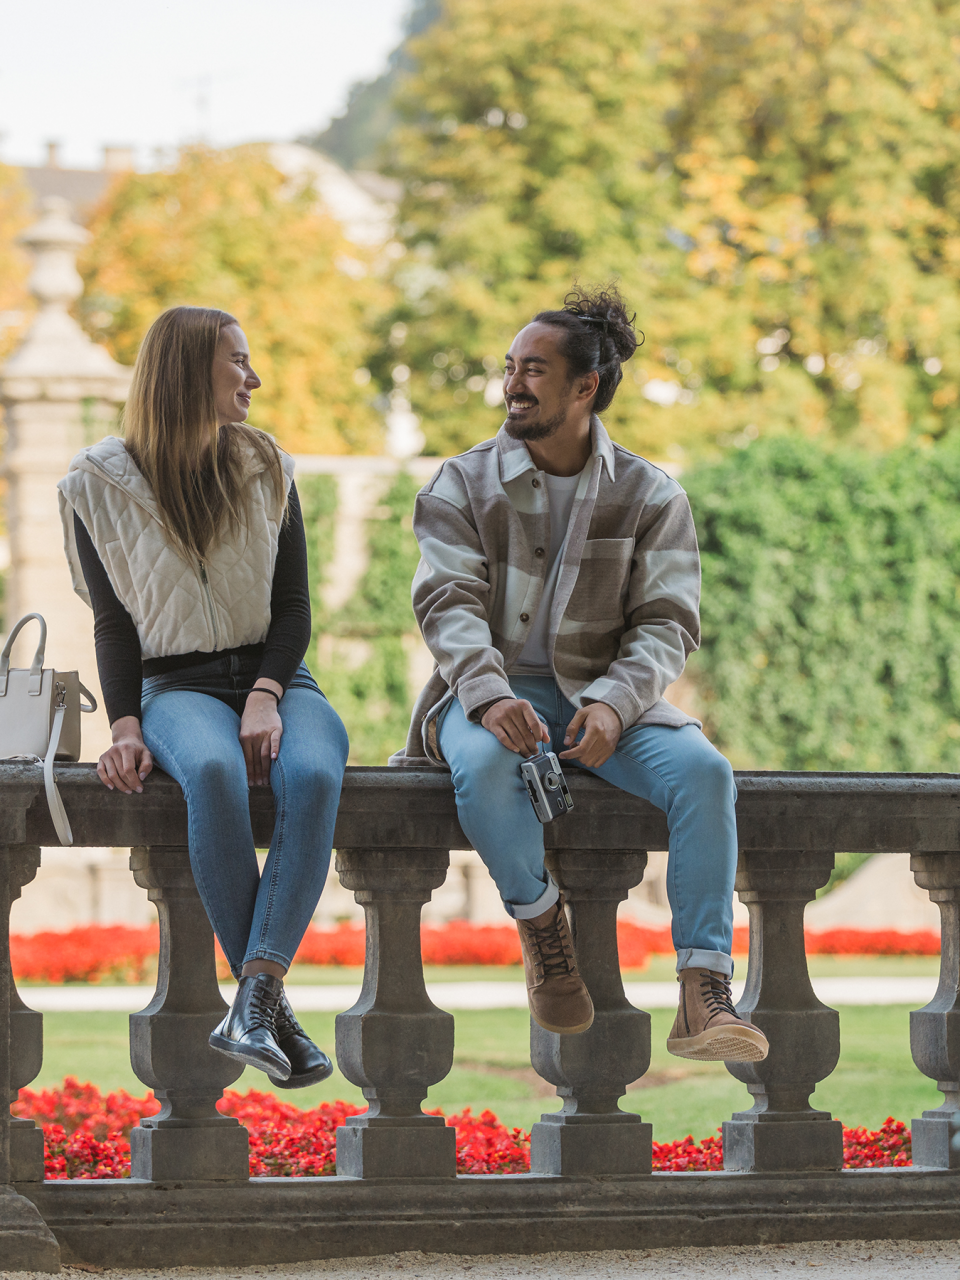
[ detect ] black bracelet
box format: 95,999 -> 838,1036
250,687 -> 282,705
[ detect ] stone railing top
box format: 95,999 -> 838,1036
3,762 -> 960,854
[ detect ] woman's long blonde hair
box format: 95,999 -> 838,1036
122,306 -> 286,562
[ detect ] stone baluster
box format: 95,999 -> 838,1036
909,852 -> 960,1167
128,846 -> 249,1182
723,848 -> 843,1172
2,847 -> 45,1182
529,850 -> 652,1176
0,845 -> 59,1268
335,848 -> 456,1178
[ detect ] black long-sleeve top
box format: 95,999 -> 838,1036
74,482 -> 311,725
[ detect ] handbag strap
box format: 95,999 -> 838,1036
42,696 -> 73,846
0,614 -> 47,697
79,682 -> 98,714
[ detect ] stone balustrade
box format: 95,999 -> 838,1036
1,763 -> 960,1271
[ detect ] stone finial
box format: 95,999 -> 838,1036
0,197 -> 130,394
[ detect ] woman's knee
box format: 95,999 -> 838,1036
190,753 -> 248,803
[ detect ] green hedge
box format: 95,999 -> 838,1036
684,435 -> 960,772
299,471 -> 422,765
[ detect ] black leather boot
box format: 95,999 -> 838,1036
209,973 -> 292,1080
267,992 -> 333,1089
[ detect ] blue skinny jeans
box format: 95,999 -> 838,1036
437,674 -> 737,975
140,653 -> 349,977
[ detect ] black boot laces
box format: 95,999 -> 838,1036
273,995 -> 304,1039
528,909 -> 577,980
246,978 -> 282,1032
699,971 -> 738,1019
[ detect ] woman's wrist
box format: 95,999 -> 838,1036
249,678 -> 283,706
111,715 -> 143,744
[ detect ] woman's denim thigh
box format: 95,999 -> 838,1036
244,687 -> 349,971
141,690 -> 262,973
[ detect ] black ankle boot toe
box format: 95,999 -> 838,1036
267,993 -> 333,1089
209,972 -> 292,1080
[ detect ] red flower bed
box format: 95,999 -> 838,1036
12,1081 -> 914,1178
9,920 -> 941,985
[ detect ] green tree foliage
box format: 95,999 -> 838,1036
685,435 -> 960,771
379,0 -> 960,460
77,146 -> 386,454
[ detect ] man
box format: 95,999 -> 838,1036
394,285 -> 768,1064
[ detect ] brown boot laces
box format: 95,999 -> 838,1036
699,971 -> 738,1020
527,912 -> 577,980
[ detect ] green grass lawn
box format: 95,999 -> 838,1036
31,999 -> 940,1143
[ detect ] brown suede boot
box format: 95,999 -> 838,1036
516,894 -> 594,1034
667,968 -> 769,1062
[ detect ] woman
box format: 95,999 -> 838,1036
58,305 -> 349,1089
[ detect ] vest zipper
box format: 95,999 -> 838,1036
198,561 -> 221,648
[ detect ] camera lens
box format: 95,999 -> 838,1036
545,771 -> 560,790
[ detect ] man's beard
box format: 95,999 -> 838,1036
504,400 -> 570,442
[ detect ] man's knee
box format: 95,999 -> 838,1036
686,743 -> 736,806
447,727 -> 523,793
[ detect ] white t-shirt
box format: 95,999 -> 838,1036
510,469 -> 583,676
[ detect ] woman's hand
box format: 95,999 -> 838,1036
240,683 -> 284,786
98,716 -> 154,793
559,702 -> 622,768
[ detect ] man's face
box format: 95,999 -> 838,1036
502,323 -> 578,441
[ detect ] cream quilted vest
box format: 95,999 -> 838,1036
57,435 -> 295,660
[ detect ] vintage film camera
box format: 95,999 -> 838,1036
519,747 -> 574,823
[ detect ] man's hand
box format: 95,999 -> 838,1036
98,716 -> 154,793
559,702 -> 622,768
480,698 -> 550,755
240,683 -> 284,786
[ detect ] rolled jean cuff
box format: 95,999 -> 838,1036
242,947 -> 293,973
505,873 -> 560,921
677,947 -> 734,977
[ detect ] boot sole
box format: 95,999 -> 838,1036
531,1009 -> 595,1035
208,1032 -> 293,1080
267,1061 -> 334,1090
667,1026 -> 769,1062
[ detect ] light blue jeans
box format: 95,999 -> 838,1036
141,653 -> 349,976
437,674 -> 737,975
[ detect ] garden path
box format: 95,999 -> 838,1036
11,1239 -> 960,1278
22,975 -> 940,1012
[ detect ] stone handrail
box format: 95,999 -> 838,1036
1,763 -> 960,1270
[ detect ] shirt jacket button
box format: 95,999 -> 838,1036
520,612 -> 530,622
534,546 -> 545,557
532,477 -> 541,488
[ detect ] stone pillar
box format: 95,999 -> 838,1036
0,847 -> 60,1269
334,848 -> 456,1178
722,849 -> 843,1172
128,846 -> 249,1182
530,851 -> 652,1176
909,853 -> 960,1167
2,847 -> 45,1182
0,196 -> 130,759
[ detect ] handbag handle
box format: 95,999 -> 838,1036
0,613 -> 47,697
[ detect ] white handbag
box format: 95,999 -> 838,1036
0,613 -> 97,845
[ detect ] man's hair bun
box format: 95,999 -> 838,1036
532,282 -> 642,413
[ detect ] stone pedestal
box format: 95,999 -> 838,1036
723,849 -> 843,1172
129,846 -> 248,1182
530,851 -> 652,1176
0,197 -> 130,760
335,848 -> 456,1179
909,853 -> 960,1168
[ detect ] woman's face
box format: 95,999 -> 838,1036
212,324 -> 261,426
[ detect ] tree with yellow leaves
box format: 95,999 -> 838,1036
79,146 -> 388,454
0,164 -> 33,365
379,0 -> 960,460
